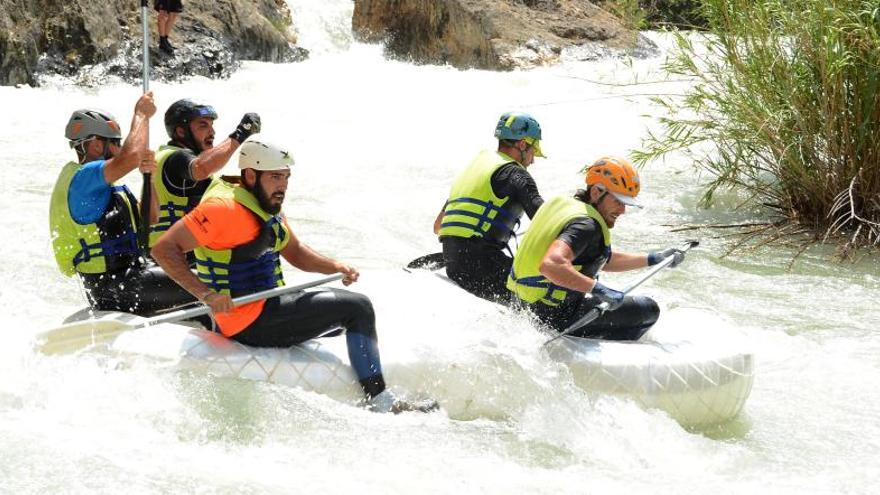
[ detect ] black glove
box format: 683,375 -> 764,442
590,282 -> 625,309
647,247 -> 686,268
229,113 -> 261,143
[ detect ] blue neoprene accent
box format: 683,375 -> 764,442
68,160 -> 110,225
345,331 -> 383,381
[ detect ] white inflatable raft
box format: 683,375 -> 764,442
39,309 -> 362,402
544,307 -> 754,427
39,303 -> 752,427
416,270 -> 754,426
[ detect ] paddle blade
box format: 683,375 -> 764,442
406,252 -> 445,270
36,316 -> 140,356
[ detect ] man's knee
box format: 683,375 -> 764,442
323,289 -> 376,329
633,296 -> 660,327
342,291 -> 375,322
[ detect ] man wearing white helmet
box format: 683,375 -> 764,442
49,92 -> 195,314
153,140 -> 438,413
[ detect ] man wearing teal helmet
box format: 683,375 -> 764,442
433,112 -> 546,303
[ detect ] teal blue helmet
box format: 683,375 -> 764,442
494,112 -> 545,157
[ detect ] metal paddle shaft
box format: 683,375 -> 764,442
138,0 -> 152,255
542,240 -> 699,346
140,274 -> 344,328
141,0 -> 150,91
38,274 -> 343,355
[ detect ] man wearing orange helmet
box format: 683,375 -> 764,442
433,112 -> 546,303
507,157 -> 687,340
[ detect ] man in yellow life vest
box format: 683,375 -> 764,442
507,157 -> 688,340
149,99 -> 261,247
152,140 -> 438,413
49,92 -> 195,314
433,112 -> 546,302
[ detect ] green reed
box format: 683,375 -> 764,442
634,0 -> 880,250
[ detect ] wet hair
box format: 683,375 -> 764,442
574,187 -> 591,203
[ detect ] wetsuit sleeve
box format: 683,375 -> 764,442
68,160 -> 111,225
162,148 -> 201,197
557,218 -> 602,259
491,163 -> 544,218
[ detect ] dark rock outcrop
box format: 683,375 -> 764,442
639,0 -> 706,29
351,0 -> 658,70
0,0 -> 307,86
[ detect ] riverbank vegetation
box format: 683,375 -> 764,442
596,0 -> 706,29
633,0 -> 880,255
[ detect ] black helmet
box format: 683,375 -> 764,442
164,99 -> 218,139
65,109 -> 122,145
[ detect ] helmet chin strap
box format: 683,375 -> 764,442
513,141 -> 532,165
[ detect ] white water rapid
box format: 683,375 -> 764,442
1,1 -> 878,493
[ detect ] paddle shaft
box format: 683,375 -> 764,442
138,0 -> 152,255
142,274 -> 343,328
542,241 -> 699,346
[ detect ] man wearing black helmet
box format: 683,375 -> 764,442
49,92 -> 196,314
149,99 -> 260,247
432,112 -> 546,303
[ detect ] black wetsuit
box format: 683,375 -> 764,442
442,163 -> 543,303
74,161 -> 197,315
162,147 -> 211,210
232,288 -> 386,398
160,147 -> 210,264
529,218 -> 659,341
80,262 -> 197,316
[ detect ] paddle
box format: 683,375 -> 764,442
37,274 -> 343,355
542,240 -> 699,346
405,252 -> 445,270
138,0 -> 152,256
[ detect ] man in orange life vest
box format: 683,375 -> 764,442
152,140 -> 437,413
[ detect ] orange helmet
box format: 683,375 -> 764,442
584,156 -> 642,207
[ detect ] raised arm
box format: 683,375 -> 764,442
189,113 -> 260,181
103,91 -> 156,184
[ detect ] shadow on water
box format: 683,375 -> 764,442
171,372 -> 272,444
691,413 -> 753,441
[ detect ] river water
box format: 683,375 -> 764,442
1,1 -> 878,493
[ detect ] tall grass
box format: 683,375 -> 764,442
634,0 -> 880,251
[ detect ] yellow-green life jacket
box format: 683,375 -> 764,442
438,150 -> 525,246
149,144 -> 209,246
49,161 -> 140,276
193,179 -> 291,297
507,196 -> 611,307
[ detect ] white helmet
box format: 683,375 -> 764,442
237,140 -> 294,171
